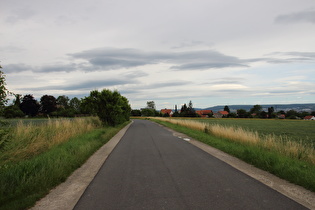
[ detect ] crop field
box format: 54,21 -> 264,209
192,118 -> 315,146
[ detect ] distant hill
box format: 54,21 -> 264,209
201,103 -> 315,112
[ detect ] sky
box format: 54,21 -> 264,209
1,0 -> 315,110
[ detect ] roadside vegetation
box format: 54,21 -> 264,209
0,118 -> 130,210
150,117 -> 315,192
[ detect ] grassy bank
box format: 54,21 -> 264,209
151,118 -> 315,192
0,118 -> 129,210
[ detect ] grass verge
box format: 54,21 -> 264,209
151,118 -> 315,193
0,121 -> 129,210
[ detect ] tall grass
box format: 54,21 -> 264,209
154,118 -> 315,165
0,117 -> 102,165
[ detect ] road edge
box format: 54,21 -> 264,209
30,121 -> 133,210
166,125 -> 315,209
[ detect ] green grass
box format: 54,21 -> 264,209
191,118 -> 315,146
0,121 -> 129,210
151,118 -> 315,193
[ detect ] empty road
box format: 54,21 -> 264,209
74,119 -> 307,210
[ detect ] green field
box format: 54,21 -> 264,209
192,118 -> 315,146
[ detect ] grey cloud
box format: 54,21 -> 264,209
265,51 -> 315,64
206,77 -> 245,85
5,7 -> 37,23
24,79 -> 135,92
275,10 -> 315,24
4,63 -> 33,73
70,47 -> 249,71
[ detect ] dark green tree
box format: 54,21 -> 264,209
146,101 -> 156,109
224,105 -> 230,113
3,105 -> 25,118
20,94 -> 40,116
237,109 -> 249,118
268,107 -> 275,118
172,105 -> 180,117
0,67 -> 12,115
69,97 -> 81,113
40,95 -> 57,116
56,95 -> 70,109
82,89 -> 131,126
131,109 -> 141,116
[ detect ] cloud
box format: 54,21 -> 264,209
265,51 -> 315,63
23,78 -> 135,92
275,9 -> 315,24
70,47 -> 249,71
5,7 -> 37,24
4,63 -> 33,73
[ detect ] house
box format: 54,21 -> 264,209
160,109 -> 173,117
213,111 -> 229,118
304,115 -> 315,120
196,110 -> 213,118
277,114 -> 286,119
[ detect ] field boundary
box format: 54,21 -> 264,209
155,121 -> 315,209
30,121 -> 133,210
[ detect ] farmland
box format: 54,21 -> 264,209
192,118 -> 315,146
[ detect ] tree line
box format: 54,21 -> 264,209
0,67 -> 131,126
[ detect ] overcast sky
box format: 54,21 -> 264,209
1,0 -> 315,109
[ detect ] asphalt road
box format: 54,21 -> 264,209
74,119 -> 307,210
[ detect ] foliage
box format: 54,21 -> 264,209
131,109 -> 141,116
146,101 -> 156,109
3,105 -> 25,118
141,108 -> 157,117
20,94 -> 40,117
40,95 -> 57,116
180,100 -> 198,117
82,89 -> 131,126
0,119 -> 128,210
69,97 -> 81,112
0,69 -> 11,115
56,95 -> 70,109
250,104 -> 262,114
224,105 -> 230,113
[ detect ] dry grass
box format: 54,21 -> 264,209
154,117 -> 315,165
0,117 -> 102,164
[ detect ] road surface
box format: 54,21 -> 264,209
74,119 -> 307,209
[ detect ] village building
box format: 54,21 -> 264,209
213,111 -> 229,118
196,110 -> 213,118
304,115 -> 315,120
160,108 -> 173,117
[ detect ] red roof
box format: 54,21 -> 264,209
160,109 -> 173,115
218,111 -> 229,115
304,115 -> 315,120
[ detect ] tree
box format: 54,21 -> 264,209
131,109 -> 141,116
268,107 -> 275,118
56,95 -> 70,109
146,101 -> 156,109
172,105 -> 180,117
0,67 -> 11,114
13,94 -> 22,107
237,109 -> 249,118
20,94 -> 40,116
180,101 -> 197,117
3,105 -> 25,118
82,89 -> 131,126
224,105 -> 230,113
40,95 -> 57,116
69,97 -> 81,112
250,105 -> 262,117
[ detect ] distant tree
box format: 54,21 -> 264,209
131,109 -> 141,116
13,94 -> 22,107
82,89 -> 131,126
3,105 -> 25,118
286,109 -> 299,119
268,107 -> 275,118
224,105 -> 230,113
20,94 -> 40,117
180,101 -> 197,117
56,95 -> 70,109
141,108 -> 156,117
172,105 -> 180,117
40,95 -> 57,117
237,109 -> 249,118
311,111 -> 315,116
250,105 -> 262,115
260,111 -> 268,118
146,101 -> 156,109
69,97 -> 81,112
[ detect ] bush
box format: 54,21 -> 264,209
3,105 -> 25,118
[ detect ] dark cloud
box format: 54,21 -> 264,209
275,10 -> 315,24
5,7 -> 37,24
4,63 -> 33,73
